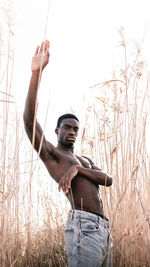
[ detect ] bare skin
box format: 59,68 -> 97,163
23,40 -> 113,216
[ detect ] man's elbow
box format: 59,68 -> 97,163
106,175 -> 113,187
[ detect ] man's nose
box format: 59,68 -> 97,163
69,128 -> 75,135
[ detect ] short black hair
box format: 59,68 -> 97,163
57,113 -> 79,128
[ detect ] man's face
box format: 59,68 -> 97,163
56,118 -> 79,148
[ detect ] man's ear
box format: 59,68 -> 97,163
55,127 -> 58,135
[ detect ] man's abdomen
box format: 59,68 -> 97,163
67,175 -> 104,216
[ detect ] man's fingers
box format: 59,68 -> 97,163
58,168 -> 77,194
47,40 -> 50,47
68,179 -> 71,190
35,45 -> 40,55
40,42 -> 44,53
58,176 -> 70,194
64,176 -> 71,193
62,179 -> 68,194
35,41 -> 50,56
45,40 -> 50,52
58,178 -> 64,192
58,182 -> 61,192
40,40 -> 50,53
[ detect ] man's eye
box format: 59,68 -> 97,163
74,128 -> 79,132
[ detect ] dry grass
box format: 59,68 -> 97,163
0,5 -> 150,266
80,28 -> 150,266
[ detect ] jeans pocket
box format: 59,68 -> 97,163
81,219 -> 100,235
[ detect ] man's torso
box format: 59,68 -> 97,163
43,145 -> 104,216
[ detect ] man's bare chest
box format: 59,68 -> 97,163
65,154 -> 91,169
44,152 -> 91,183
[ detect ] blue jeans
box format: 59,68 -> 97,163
65,210 -> 113,267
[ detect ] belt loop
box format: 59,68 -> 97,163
71,210 -> 74,220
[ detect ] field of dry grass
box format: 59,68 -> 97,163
80,30 -> 150,266
0,4 -> 150,266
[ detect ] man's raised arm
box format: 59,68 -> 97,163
23,40 -> 50,161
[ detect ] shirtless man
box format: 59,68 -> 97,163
23,40 -> 113,267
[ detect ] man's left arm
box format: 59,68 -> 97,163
78,156 -> 112,187
58,158 -> 112,194
77,165 -> 112,186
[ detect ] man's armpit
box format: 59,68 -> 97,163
46,141 -> 60,162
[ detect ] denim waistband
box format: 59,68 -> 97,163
68,209 -> 109,226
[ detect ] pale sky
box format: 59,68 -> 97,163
5,0 -> 148,144
1,0 -> 150,138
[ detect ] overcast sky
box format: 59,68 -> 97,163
1,0 -> 150,139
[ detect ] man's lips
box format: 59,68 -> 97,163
66,137 -> 76,141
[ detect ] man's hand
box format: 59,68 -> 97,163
31,40 -> 50,72
58,166 -> 78,195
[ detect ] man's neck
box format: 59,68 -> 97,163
57,143 -> 74,154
